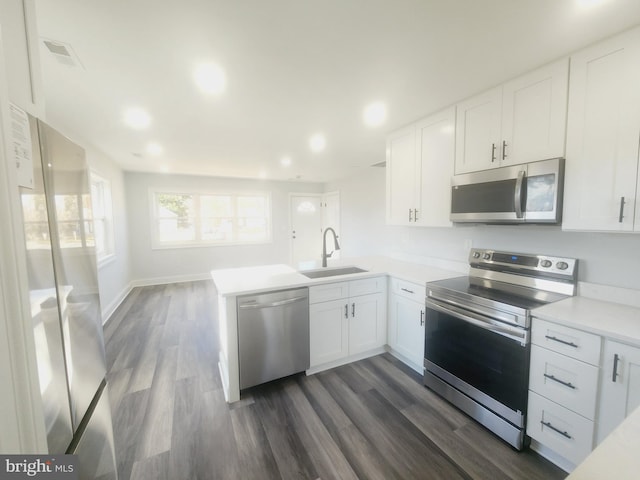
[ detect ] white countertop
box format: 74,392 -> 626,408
210,256 -> 464,297
568,404 -> 640,480
533,296 -> 640,347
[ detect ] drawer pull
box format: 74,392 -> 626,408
400,287 -> 415,294
545,335 -> 578,348
543,373 -> 576,390
541,421 -> 572,439
612,353 -> 620,382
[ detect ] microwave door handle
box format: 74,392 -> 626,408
514,170 -> 526,219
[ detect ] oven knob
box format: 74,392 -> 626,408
482,253 -> 491,260
540,259 -> 552,268
473,251 -> 481,259
556,261 -> 569,270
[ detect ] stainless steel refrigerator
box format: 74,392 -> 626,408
18,114 -> 117,479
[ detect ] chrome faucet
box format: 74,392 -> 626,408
322,227 -> 340,267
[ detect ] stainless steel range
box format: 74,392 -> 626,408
424,248 -> 578,450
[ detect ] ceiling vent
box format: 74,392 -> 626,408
41,38 -> 84,69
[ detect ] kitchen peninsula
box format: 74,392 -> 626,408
210,257 -> 462,403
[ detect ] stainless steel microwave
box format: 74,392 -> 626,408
450,158 -> 564,224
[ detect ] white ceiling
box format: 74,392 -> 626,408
34,0 -> 640,183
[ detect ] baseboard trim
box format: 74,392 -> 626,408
529,439 -> 575,473
305,346 -> 386,375
102,273 -> 212,325
130,272 -> 212,288
101,283 -> 133,326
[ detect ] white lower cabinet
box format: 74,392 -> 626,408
527,318 -> 601,468
527,391 -> 595,466
309,299 -> 349,366
387,278 -> 426,373
309,277 -> 386,370
596,339 -> 640,444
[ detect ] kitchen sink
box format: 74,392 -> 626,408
300,266 -> 368,279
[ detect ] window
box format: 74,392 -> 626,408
151,190 -> 271,248
90,173 -> 115,263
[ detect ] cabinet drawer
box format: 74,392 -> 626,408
390,278 -> 425,303
531,318 -> 601,365
529,345 -> 599,420
309,282 -> 349,304
527,391 -> 594,466
349,277 -> 384,297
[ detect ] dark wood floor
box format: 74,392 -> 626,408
103,280 -> 567,480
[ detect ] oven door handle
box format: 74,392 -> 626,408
426,298 -> 528,345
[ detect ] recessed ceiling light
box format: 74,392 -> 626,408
123,107 -> 151,129
309,133 -> 326,153
363,101 -> 387,127
280,156 -> 292,167
146,142 -> 163,156
194,62 -> 226,95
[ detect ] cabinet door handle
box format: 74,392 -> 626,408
408,208 -> 413,222
345,304 -> 348,319
619,197 -> 626,223
413,209 -> 419,221
612,353 -> 620,382
543,373 -> 576,390
541,421 -> 572,439
544,335 -> 578,349
400,287 -> 415,294
502,140 -> 507,160
491,143 -> 496,162
351,303 -> 355,317
420,310 -> 425,326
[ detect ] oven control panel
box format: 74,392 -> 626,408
469,248 -> 578,278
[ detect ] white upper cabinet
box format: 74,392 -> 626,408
386,125 -> 417,225
501,59 -> 569,166
386,106 -> 455,226
415,106 -> 455,227
563,27 -> 640,232
455,87 -> 502,174
455,59 -> 569,174
0,0 -> 43,115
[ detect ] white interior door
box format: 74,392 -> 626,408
321,191 -> 341,261
290,195 -> 322,268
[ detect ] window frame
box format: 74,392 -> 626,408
90,172 -> 115,266
149,187 -> 273,249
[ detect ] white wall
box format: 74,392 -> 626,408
328,167 -> 640,291
125,172 -> 324,283
86,148 -> 132,321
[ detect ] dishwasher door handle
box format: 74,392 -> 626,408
238,295 -> 308,309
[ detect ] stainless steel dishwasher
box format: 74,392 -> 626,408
237,287 -> 309,390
